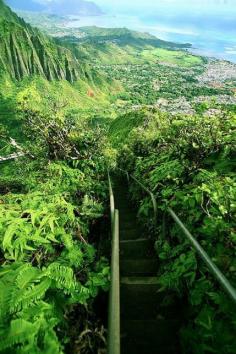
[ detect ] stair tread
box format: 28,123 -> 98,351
121,319 -> 180,354
120,238 -> 149,243
121,276 -> 160,285
120,238 -> 155,259
120,228 -> 144,240
120,259 -> 158,276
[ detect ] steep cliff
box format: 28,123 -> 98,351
0,0 -> 82,82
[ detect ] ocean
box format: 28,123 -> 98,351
66,1 -> 236,63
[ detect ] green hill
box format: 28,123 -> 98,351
57,26 -> 201,67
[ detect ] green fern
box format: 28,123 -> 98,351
0,120 -> 109,353
45,263 -> 78,293
0,319 -> 39,351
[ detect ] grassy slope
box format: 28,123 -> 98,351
0,72 -> 122,145
64,40 -> 204,67
141,47 -> 203,67
108,110 -> 147,147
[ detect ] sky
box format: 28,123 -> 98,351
94,0 -> 236,15
17,0 -> 236,17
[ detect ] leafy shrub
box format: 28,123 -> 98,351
0,108 -> 111,353
118,109 -> 236,353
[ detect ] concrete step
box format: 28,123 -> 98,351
112,179 -> 182,354
121,276 -> 163,320
120,239 -> 154,258
120,219 -> 139,230
117,207 -> 137,218
120,259 -> 158,276
121,319 -> 180,354
120,215 -> 140,229
120,228 -> 143,241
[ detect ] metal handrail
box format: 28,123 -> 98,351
107,173 -> 120,354
117,167 -> 157,227
108,173 -> 115,230
0,152 -> 25,163
119,168 -> 236,303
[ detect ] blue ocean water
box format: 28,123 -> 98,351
68,0 -> 236,62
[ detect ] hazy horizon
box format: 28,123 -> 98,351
82,0 -> 236,62
5,0 -> 236,62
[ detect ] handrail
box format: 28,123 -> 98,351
0,152 -> 25,163
118,168 -> 236,303
107,173 -> 120,354
117,167 -> 157,227
108,173 -> 115,230
168,208 -> 236,303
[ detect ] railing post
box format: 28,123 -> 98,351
126,171 -> 129,183
150,193 -> 157,229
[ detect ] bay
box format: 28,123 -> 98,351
66,0 -> 236,63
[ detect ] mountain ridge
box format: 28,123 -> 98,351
0,0 -> 82,81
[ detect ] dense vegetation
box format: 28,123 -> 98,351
1,0 -> 236,352
114,109 -> 236,353
0,98 -> 115,353
0,4 -> 114,350
0,98 -> 115,352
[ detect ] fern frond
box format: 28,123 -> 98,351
42,328 -> 63,354
2,219 -> 24,251
45,263 -> 77,293
11,278 -> 52,313
0,319 -> 38,351
16,264 -> 41,289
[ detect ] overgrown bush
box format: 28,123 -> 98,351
0,108 -> 112,353
118,109 -> 236,353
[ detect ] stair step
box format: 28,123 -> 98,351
121,276 -> 160,285
120,220 -> 139,230
112,179 -> 183,354
121,276 -> 163,320
120,238 -> 154,258
120,228 -> 145,240
118,208 -> 137,218
120,225 -> 141,234
121,319 -> 180,354
120,259 -> 158,276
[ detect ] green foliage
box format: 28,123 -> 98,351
117,108 -> 236,353
0,103 -> 111,353
0,260 -> 109,353
1,4 -> 236,352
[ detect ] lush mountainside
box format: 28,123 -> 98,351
6,0 -> 103,16
57,26 -> 192,52
56,26 -> 194,68
76,26 -> 191,48
0,0 -> 82,81
0,3 -> 235,354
